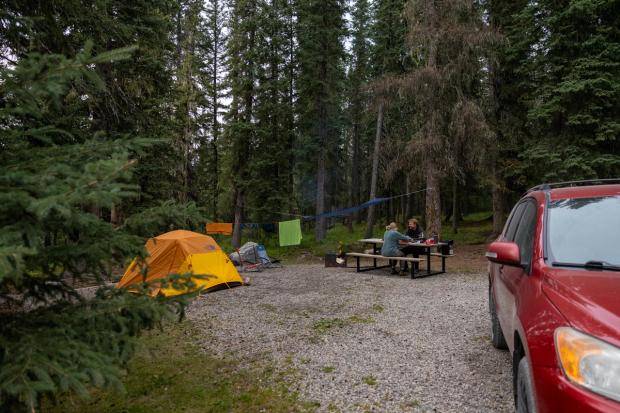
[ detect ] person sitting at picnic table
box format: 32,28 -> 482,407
401,218 -> 424,274
405,218 -> 424,240
381,222 -> 413,275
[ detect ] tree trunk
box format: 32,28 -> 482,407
451,174 -> 458,234
315,149 -> 327,240
111,204 -> 120,226
425,161 -> 441,237
351,118 -> 361,224
423,1 -> 441,237
231,188 -> 243,248
211,13 -> 220,220
365,102 -> 384,238
492,163 -> 506,237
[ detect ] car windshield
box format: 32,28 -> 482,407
547,195 -> 620,267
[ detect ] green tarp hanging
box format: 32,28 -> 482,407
279,219 -> 302,246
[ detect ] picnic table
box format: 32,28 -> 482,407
348,238 -> 453,278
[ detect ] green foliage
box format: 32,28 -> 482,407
122,201 -> 207,239
441,212 -> 494,245
496,0 -> 620,186
0,13 -> 184,411
296,0 -> 347,214
0,286 -> 185,412
372,0 -> 410,76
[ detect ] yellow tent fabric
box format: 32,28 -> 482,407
117,230 -> 242,296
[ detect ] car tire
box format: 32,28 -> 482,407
489,287 -> 508,349
516,357 -> 537,413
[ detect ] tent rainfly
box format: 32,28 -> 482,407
117,230 -> 243,296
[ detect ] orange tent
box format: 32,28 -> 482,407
117,230 -> 243,296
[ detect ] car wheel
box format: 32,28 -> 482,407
489,287 -> 508,349
516,357 -> 537,413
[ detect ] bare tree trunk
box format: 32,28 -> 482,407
231,189 -> 243,248
492,162 -> 506,237
315,149 -> 327,240
351,119 -> 361,226
423,1 -> 441,237
365,102 -> 384,238
111,204 -> 120,226
451,174 -> 458,234
211,9 -> 220,220
425,164 -> 441,237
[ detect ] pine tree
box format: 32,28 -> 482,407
296,0 -> 346,241
198,0 -> 230,219
365,0 -> 410,237
519,0 -> 620,181
250,0 -> 298,223
0,46 -> 186,413
402,0 -> 495,236
485,0 -> 531,234
226,0 -> 260,247
0,2 -> 204,410
347,0 -> 372,225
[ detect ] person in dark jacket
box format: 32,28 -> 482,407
402,218 -> 424,273
381,222 -> 412,274
405,218 -> 424,239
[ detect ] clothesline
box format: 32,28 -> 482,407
241,187 -> 431,221
207,187 -> 432,236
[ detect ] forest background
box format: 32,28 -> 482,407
0,0 -> 618,410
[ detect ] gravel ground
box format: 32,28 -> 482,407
186,264 -> 513,413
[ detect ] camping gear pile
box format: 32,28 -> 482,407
230,241 -> 281,272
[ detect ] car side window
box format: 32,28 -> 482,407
504,202 -> 526,241
513,200 -> 538,268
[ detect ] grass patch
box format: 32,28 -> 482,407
362,375 -> 377,386
441,211 -> 494,245
312,315 -> 374,335
43,321 -> 313,413
327,402 -> 341,412
400,400 -> 420,410
371,304 -> 384,313
322,366 -> 335,373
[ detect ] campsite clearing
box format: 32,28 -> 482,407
187,264 -> 512,412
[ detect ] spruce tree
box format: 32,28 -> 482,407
250,0 -> 298,223
365,0 -> 410,236
296,0 -> 346,241
0,47 -> 185,413
520,0 -> 620,181
485,0 -> 530,234
201,0 -> 230,219
401,0 -> 495,236
347,0 -> 372,224
226,0 -> 260,247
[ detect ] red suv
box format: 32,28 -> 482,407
486,180 -> 620,413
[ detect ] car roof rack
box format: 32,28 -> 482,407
526,178 -> 620,193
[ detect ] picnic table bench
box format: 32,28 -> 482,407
347,238 -> 455,279
346,252 -> 422,278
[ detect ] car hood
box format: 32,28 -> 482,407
542,267 -> 620,348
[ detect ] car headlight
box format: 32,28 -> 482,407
555,327 -> 620,402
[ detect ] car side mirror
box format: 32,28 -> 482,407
486,241 -> 522,267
